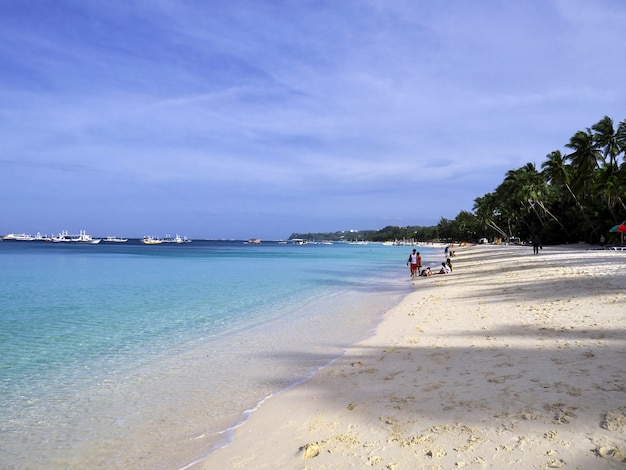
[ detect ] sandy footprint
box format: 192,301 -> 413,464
593,441 -> 626,463
601,408 -> 626,432
545,403 -> 577,424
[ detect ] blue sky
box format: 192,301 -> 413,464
1,0 -> 625,240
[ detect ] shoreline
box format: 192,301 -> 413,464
197,243 -> 626,469
0,242 -> 418,469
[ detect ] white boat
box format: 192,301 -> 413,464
103,236 -> 128,243
3,233 -> 35,241
162,234 -> 191,243
33,232 -> 52,242
245,238 -> 262,244
51,230 -> 72,242
142,236 -> 162,245
72,230 -> 101,244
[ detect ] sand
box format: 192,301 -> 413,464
196,244 -> 626,469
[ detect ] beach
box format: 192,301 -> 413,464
199,244 -> 626,469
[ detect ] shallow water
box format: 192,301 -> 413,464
0,240 -> 443,468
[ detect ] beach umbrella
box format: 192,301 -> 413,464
609,222 -> 626,245
609,223 -> 626,233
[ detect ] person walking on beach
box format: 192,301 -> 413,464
407,249 -> 418,279
532,234 -> 541,255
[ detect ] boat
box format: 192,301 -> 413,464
142,236 -> 162,245
51,230 -> 72,243
33,232 -> 52,242
245,238 -> 262,244
72,230 -> 101,244
3,233 -> 35,241
162,234 -> 191,243
103,236 -> 128,243
291,238 -> 308,245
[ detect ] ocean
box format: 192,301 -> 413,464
0,240 -> 443,469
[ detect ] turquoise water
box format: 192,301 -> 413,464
0,240 -> 442,469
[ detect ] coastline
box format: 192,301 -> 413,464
197,243 -> 626,469
0,242 -> 414,469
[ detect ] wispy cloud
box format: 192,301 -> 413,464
1,0 -> 624,238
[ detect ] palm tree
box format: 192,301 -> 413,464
596,163 -> 626,216
592,116 -> 620,168
590,117 -> 626,219
473,193 -> 510,239
541,150 -> 586,214
565,128 -> 602,199
469,116 -> 625,244
500,163 -> 567,234
617,119 -> 626,165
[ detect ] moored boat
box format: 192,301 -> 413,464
51,230 -> 72,243
3,233 -> 35,241
72,230 -> 101,244
142,236 -> 162,245
162,234 -> 191,243
33,232 -> 52,242
103,236 -> 128,243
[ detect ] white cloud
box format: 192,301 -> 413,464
0,0 -> 624,238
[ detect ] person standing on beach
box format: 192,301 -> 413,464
532,234 -> 541,255
407,249 -> 418,279
416,251 -> 422,275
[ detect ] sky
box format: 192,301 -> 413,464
1,0 -> 625,240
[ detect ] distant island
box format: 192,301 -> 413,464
289,226 -> 438,243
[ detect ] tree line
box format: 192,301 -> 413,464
470,115 -> 626,244
291,116 -> 626,245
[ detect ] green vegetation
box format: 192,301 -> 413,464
291,116 -> 626,245
471,115 -> 626,245
290,226 -> 438,243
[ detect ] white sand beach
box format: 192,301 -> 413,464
198,244 -> 626,469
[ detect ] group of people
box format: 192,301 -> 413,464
406,249 -> 453,279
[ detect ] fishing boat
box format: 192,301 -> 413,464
33,232 -> 52,242
103,236 -> 128,243
51,231 -> 72,243
3,233 -> 35,241
142,236 -> 162,245
162,234 -> 191,243
72,230 -> 101,244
